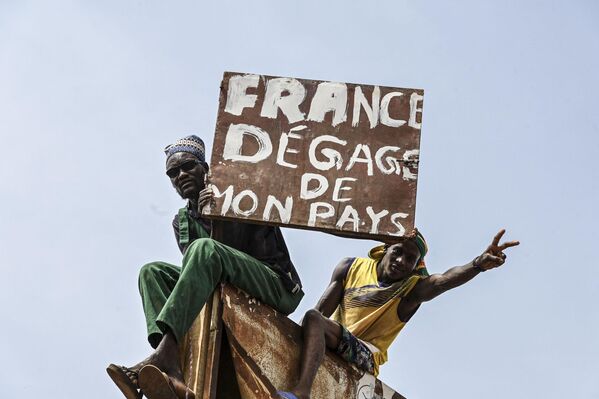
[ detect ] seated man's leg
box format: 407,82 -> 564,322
107,261 -> 181,399
138,261 -> 181,348
286,309 -> 343,399
155,238 -> 303,344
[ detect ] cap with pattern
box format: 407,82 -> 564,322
164,135 -> 206,163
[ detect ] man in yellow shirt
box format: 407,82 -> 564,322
278,229 -> 519,399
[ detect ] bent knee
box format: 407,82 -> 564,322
139,262 -> 160,279
138,261 -> 170,283
186,237 -> 217,254
303,309 -> 325,326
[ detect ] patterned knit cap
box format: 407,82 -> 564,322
164,135 -> 206,163
368,229 -> 429,277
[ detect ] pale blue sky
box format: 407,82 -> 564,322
1,1 -> 598,398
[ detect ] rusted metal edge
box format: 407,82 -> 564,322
180,297 -> 213,394
201,290 -> 224,399
224,324 -> 279,398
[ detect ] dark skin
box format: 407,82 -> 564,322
117,152 -> 212,396
165,152 -> 213,213
289,229 -> 519,399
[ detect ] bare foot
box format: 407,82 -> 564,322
110,331 -> 188,398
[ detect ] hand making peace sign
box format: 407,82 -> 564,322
473,229 -> 520,271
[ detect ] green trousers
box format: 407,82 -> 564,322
138,237 -> 304,347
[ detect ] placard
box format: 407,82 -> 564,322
204,72 -> 423,239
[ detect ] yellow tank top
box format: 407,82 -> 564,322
332,256 -> 422,375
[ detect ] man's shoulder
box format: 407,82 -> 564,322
351,256 -> 376,267
332,257 -> 357,283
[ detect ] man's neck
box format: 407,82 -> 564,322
376,262 -> 410,285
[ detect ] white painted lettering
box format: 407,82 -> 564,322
222,123 -> 272,163
380,92 -> 406,128
308,135 -> 347,171
224,74 -> 259,116
307,82 -> 348,127
276,125 -> 306,169
231,190 -> 259,217
263,195 -> 293,223
260,78 -> 306,123
211,184 -> 235,216
389,212 -> 409,236
332,177 -> 357,202
346,144 -> 374,176
409,92 -> 424,129
336,205 -> 360,232
352,86 -> 380,128
401,149 -> 419,181
366,206 -> 389,234
375,146 -> 402,175
308,202 -> 335,227
300,173 -> 329,200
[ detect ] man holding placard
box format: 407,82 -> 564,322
107,135 -> 304,399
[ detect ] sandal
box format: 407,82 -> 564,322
106,364 -> 142,399
138,364 -> 195,399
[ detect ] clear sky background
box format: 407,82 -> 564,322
1,1 -> 598,398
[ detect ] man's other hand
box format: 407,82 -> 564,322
474,229 -> 520,271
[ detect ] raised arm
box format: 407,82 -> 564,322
410,229 -> 519,303
313,257 -> 354,317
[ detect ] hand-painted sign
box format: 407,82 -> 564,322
204,72 -> 424,239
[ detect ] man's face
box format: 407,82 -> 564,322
379,240 -> 421,282
165,152 -> 206,200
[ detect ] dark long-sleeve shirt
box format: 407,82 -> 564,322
172,206 -> 302,293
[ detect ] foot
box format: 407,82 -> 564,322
139,364 -> 195,399
107,345 -> 182,399
137,350 -> 184,381
110,331 -> 186,398
106,364 -> 143,399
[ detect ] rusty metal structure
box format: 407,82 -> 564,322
179,284 -> 406,399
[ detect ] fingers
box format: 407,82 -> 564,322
199,188 -> 213,199
491,229 -> 506,246
198,188 -> 214,209
498,240 -> 520,250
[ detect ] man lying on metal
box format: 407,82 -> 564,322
107,135 -> 304,399
278,229 -> 519,399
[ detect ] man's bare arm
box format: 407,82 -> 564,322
410,229 -> 519,303
313,257 -> 354,317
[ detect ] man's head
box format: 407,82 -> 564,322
376,229 -> 428,283
164,135 -> 209,200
